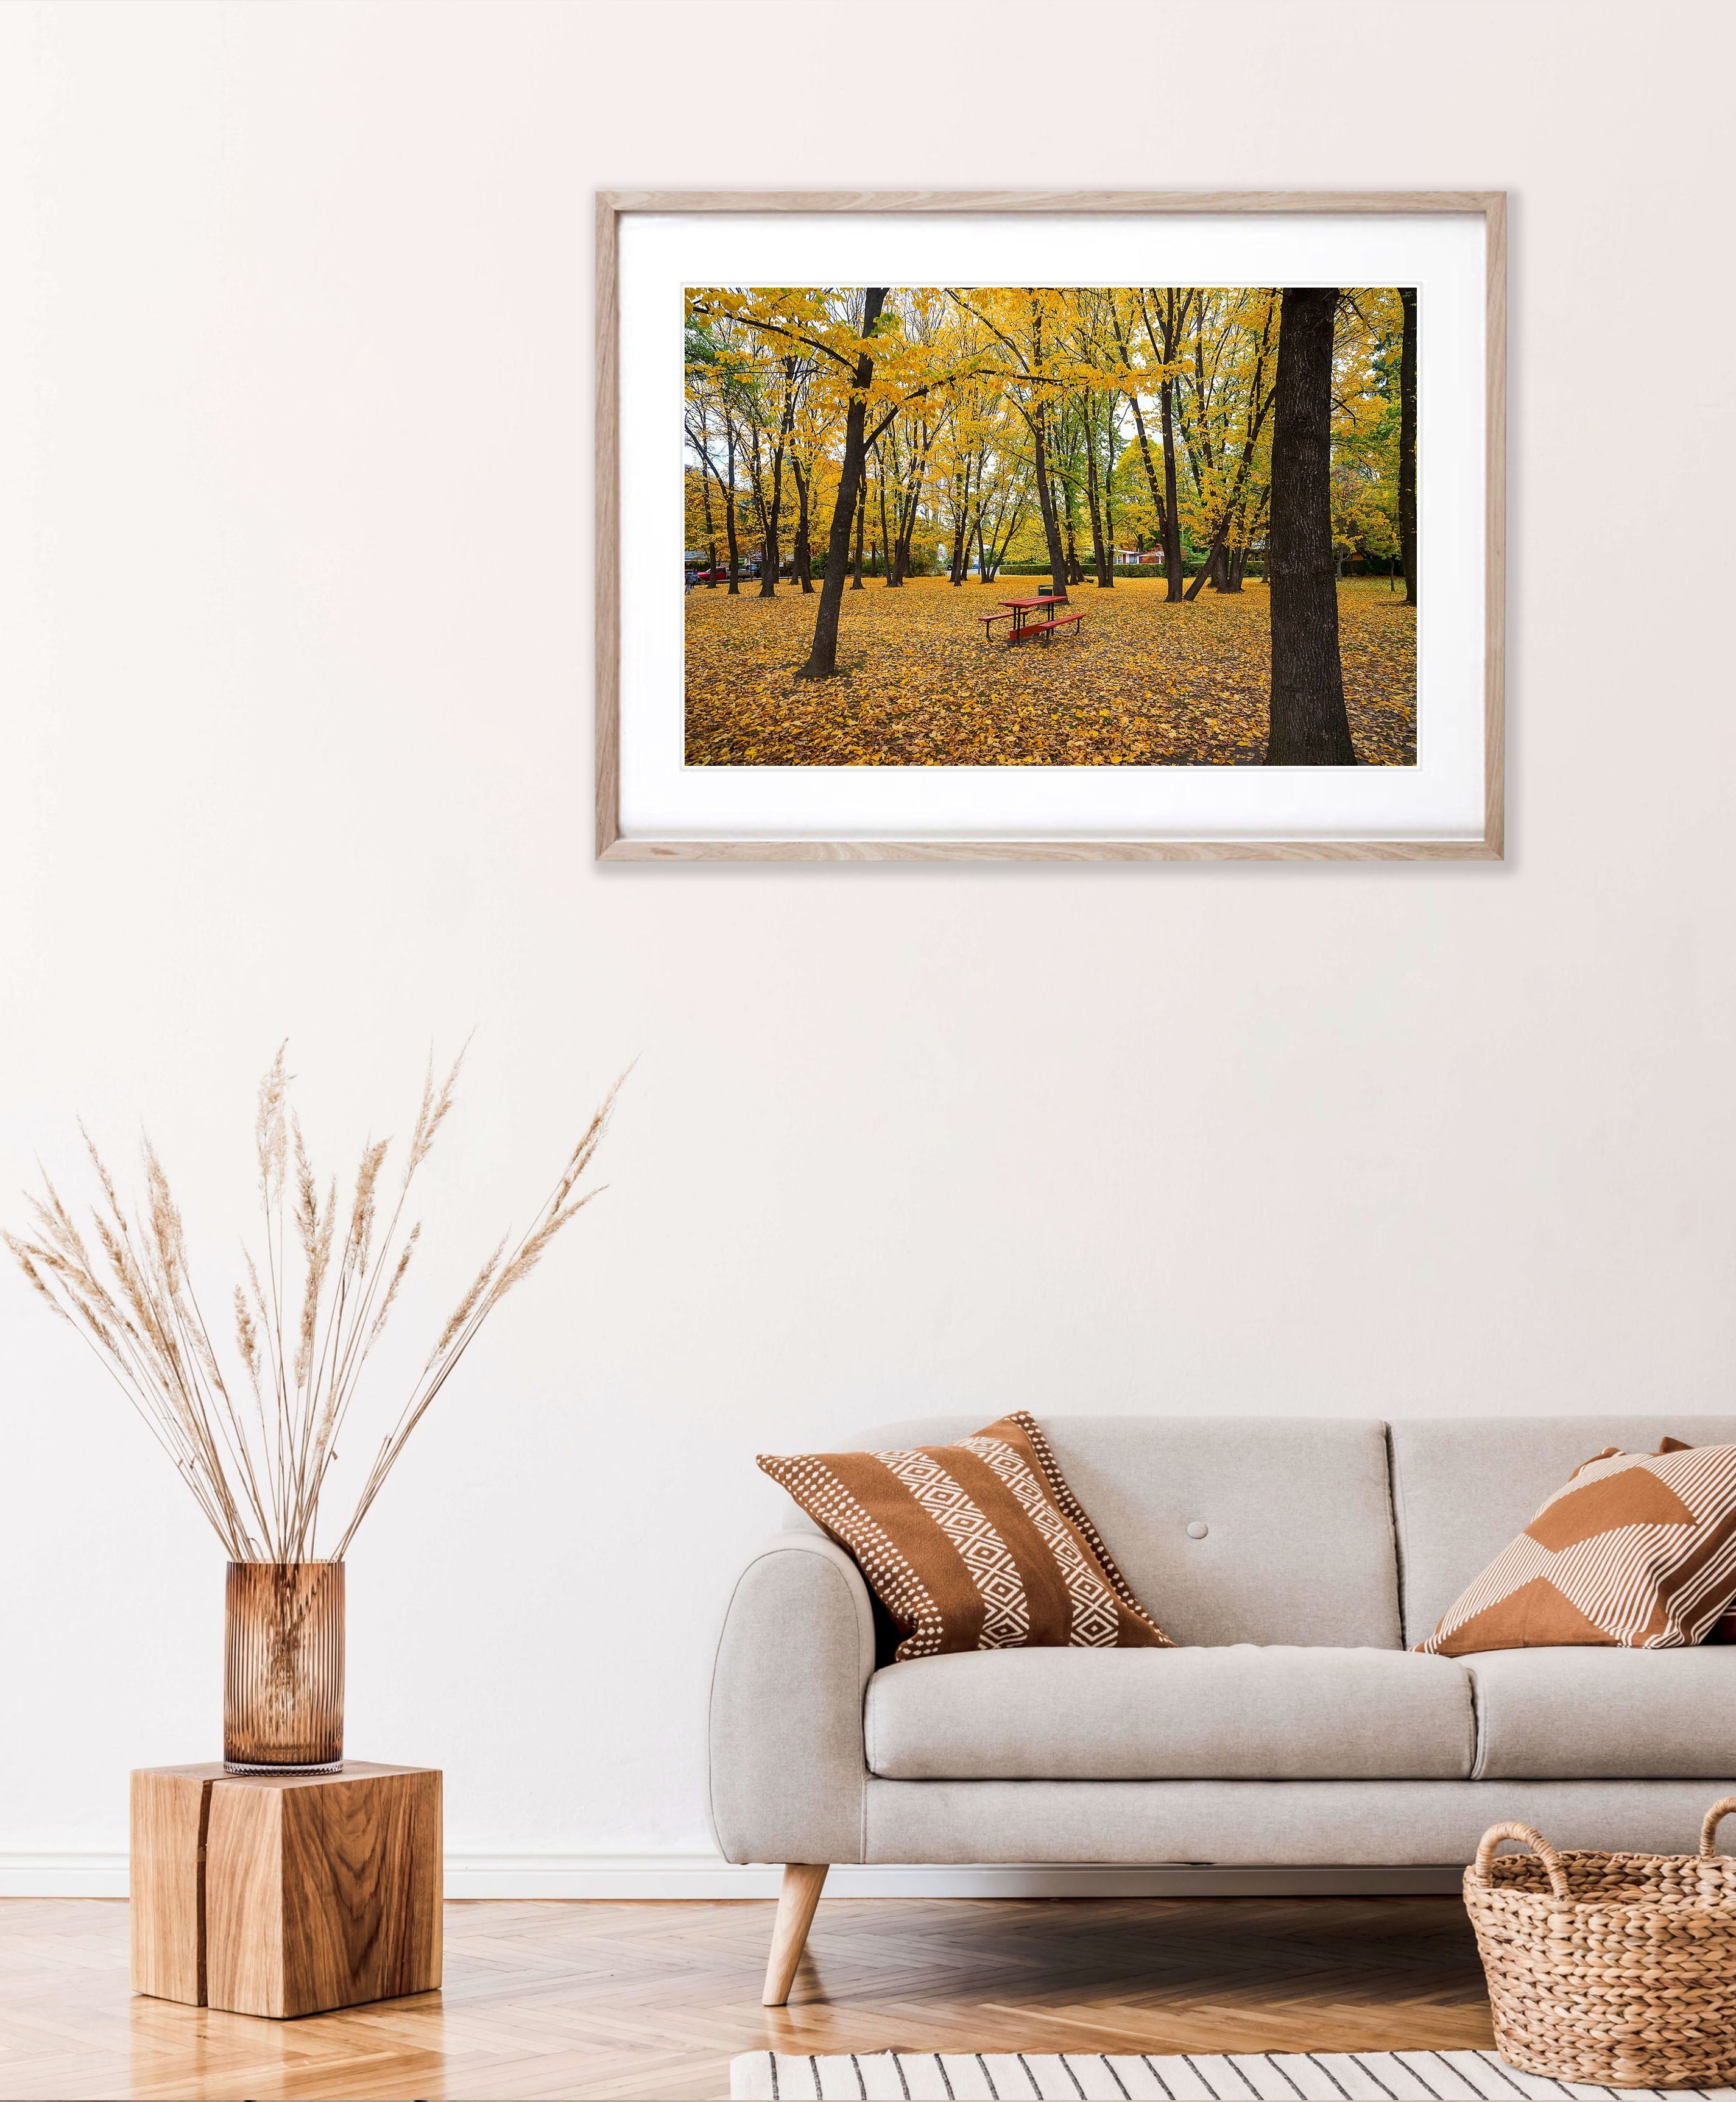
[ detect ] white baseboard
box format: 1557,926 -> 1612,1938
0,1852 -> 1463,1900
0,1854 -> 132,1898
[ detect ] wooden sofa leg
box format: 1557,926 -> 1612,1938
762,1863 -> 829,2006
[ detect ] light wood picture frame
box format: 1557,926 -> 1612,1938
597,191 -> 1505,863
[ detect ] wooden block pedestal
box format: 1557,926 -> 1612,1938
130,1761 -> 441,2019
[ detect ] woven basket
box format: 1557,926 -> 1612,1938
1465,1797 -> 1736,2090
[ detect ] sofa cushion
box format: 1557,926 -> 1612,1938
861,1777 -> 1736,1868
1469,1645 -> 1736,1778
854,1416 -> 1402,1647
1389,1416 -> 1736,1647
863,1646 -> 1475,1780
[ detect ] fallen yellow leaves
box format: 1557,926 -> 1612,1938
684,578 -> 1416,767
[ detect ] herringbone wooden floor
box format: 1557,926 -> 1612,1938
0,1895 -> 1494,2101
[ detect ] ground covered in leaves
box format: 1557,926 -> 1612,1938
685,577 -> 1416,766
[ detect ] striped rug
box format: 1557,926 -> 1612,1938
729,2048 -> 1736,2100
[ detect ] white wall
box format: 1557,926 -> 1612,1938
2,0 -> 1734,1894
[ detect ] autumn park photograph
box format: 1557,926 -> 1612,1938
683,285 -> 1418,770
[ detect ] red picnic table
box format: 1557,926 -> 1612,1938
979,592 -> 1086,646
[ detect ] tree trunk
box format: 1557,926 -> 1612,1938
745,431 -> 772,592
894,478 -> 919,584
1183,363 -> 1274,606
1265,288 -> 1357,765
757,435 -> 781,598
1125,396 -> 1167,562
984,491 -> 1022,585
1026,299 -> 1069,598
850,474 -> 865,589
1204,302 -> 1274,604
1101,414 -> 1117,578
1110,305 -> 1168,562
1399,285 -> 1417,607
1031,409 -> 1068,598
885,430 -> 906,586
891,419 -> 931,587
791,459 -> 813,593
948,457 -> 973,584
877,451 -> 893,586
1160,366 -> 1184,602
723,420 -> 741,594
755,364 -> 796,597
1183,508 -> 1236,603
697,452 -> 719,588
797,288 -> 886,681
1138,290 -> 1191,603
1084,413 -> 1110,586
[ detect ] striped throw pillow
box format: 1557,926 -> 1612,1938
1643,1437 -> 1736,1643
758,1410 -> 1172,1660
1417,1437 -> 1736,1655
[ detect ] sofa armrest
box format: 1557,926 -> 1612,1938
708,1532 -> 874,1866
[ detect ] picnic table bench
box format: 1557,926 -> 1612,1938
980,592 -> 1085,646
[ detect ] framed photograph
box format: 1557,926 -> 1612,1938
596,191 -> 1505,862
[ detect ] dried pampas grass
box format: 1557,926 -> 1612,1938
6,1046 -> 619,1560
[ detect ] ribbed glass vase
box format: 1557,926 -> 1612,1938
224,1561 -> 345,1773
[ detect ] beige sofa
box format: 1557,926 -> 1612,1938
709,1414 -> 1736,2001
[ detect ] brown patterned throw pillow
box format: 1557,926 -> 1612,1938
1417,1437 -> 1736,1655
758,1410 -> 1172,1660
1641,1438 -> 1736,1643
